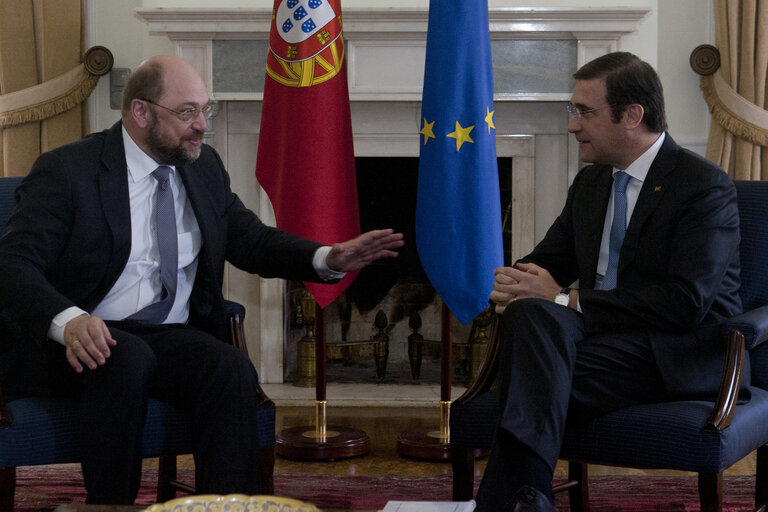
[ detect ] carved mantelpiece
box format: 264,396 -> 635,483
137,7 -> 648,100
135,6 -> 649,384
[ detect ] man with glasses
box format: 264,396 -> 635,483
476,52 -> 741,511
0,55 -> 403,504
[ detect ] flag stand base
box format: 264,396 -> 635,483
396,427 -> 490,461
396,426 -> 451,460
278,325 -> 371,461
276,425 -> 370,460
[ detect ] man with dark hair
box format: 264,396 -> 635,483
0,55 -> 404,504
475,52 -> 741,511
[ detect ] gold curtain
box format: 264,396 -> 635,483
0,0 -> 85,177
702,0 -> 768,180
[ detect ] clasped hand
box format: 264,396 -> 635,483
489,262 -> 561,314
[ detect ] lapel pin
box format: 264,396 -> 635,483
654,186 -> 662,192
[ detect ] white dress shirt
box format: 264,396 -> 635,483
48,128 -> 343,343
595,132 -> 666,281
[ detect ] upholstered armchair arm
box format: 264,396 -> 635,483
706,329 -> 746,431
723,305 -> 768,350
223,299 -> 274,407
701,303 -> 768,430
707,304 -> 768,430
453,314 -> 501,406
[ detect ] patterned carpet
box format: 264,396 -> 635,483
13,466 -> 757,511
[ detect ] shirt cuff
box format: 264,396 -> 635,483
48,307 -> 89,345
313,246 -> 346,281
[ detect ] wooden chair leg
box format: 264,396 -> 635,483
260,445 -> 275,495
0,467 -> 16,512
756,445 -> 768,509
698,472 -> 723,512
451,444 -> 475,501
157,455 -> 179,502
155,448 -> 273,501
567,461 -> 590,512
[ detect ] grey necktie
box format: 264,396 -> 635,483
126,166 -> 178,323
599,171 -> 630,290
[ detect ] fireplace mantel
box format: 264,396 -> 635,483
136,7 -> 649,102
136,7 -> 649,37
134,6 -> 649,384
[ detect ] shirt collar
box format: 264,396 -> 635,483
613,132 -> 666,183
122,125 -> 176,183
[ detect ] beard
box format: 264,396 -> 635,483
146,114 -> 204,167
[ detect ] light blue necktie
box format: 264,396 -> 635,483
600,171 -> 630,290
126,166 -> 178,323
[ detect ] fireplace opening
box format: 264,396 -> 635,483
284,156 -> 512,385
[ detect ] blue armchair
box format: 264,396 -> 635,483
0,176 -> 276,510
450,179 -> 768,511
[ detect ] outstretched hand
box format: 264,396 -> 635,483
326,228 -> 405,272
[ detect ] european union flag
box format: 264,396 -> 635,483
416,0 -> 503,325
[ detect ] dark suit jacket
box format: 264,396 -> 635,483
521,134 -> 743,397
0,121 -> 325,394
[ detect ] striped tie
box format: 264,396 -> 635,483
599,171 -> 630,290
126,166 -> 178,323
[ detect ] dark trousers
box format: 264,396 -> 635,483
67,322 -> 262,504
476,299 -> 667,509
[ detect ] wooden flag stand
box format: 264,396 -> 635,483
396,302 -> 454,460
276,299 -> 370,460
396,302 -> 490,461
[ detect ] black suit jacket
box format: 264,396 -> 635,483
0,121 -> 325,393
521,134 -> 743,397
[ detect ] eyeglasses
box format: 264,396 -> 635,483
141,98 -> 215,122
566,104 -> 613,120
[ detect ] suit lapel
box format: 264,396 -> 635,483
99,122 -> 132,280
618,133 -> 678,275
178,160 -> 217,276
579,166 -> 613,289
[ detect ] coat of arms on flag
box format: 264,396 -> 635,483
267,0 -> 345,87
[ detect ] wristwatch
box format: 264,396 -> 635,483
554,287 -> 571,307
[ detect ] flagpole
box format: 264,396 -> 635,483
315,306 -> 327,441
439,302 -> 452,442
275,297 -> 371,460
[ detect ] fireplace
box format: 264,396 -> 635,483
280,156 -> 513,385
136,6 -> 650,383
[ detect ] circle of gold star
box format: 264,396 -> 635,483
447,121 -> 475,151
420,118 -> 436,145
485,106 -> 496,134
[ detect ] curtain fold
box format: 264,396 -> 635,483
0,0 -> 84,177
0,1 -> 41,177
704,0 -> 768,180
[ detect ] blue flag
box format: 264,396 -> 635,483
416,0 -> 503,325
